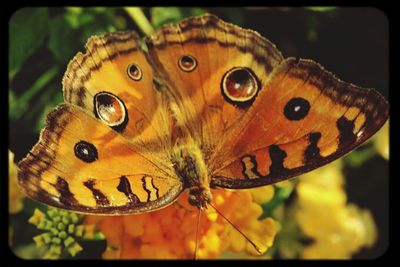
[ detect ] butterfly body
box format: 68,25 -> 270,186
171,138 -> 212,209
17,14 -> 388,215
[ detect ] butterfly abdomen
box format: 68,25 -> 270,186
172,139 -> 212,209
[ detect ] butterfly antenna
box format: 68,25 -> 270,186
193,207 -> 202,260
208,202 -> 265,255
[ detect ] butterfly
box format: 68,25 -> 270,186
18,13 -> 389,215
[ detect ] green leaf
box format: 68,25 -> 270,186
9,66 -> 59,120
34,87 -> 63,132
151,7 -> 183,29
181,7 -> 208,17
48,15 -> 77,62
9,8 -> 49,75
261,185 -> 293,219
150,7 -> 208,29
125,7 -> 154,35
305,7 -> 337,12
343,145 -> 376,168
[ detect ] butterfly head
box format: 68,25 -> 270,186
188,186 -> 212,209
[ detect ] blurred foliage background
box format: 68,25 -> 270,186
8,7 -> 389,259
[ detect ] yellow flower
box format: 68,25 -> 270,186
295,160 -> 378,259
85,188 -> 277,259
248,185 -> 274,204
9,150 -> 25,214
374,120 -> 389,160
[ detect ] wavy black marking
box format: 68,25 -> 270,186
268,145 -> 288,176
141,176 -> 153,202
55,176 -> 79,207
150,177 -> 160,199
83,179 -> 110,206
304,132 -> 323,164
337,116 -> 357,148
117,176 -> 140,204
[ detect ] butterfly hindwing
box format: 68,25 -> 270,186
18,104 -> 183,214
210,58 -> 388,188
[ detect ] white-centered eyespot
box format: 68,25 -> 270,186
127,64 -> 143,81
178,55 -> 197,72
283,97 -> 310,121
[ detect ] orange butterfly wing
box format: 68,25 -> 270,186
210,58 -> 389,188
18,13 -> 389,214
19,32 -> 182,215
62,31 -> 171,149
146,14 -> 283,154
145,14 -> 388,189
18,104 -> 182,214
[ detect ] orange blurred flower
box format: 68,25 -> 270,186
85,188 -> 276,259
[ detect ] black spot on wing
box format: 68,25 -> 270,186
74,141 -> 98,163
284,97 -> 310,121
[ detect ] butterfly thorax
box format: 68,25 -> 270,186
172,139 -> 212,209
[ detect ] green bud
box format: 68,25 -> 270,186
64,236 -> 75,247
58,231 -> 68,239
37,220 -> 47,230
52,237 -> 61,245
49,244 -> 62,255
44,220 -> 53,230
68,242 -> 83,257
68,224 -> 75,234
57,222 -> 66,231
53,216 -> 61,223
62,216 -> 70,225
59,210 -> 68,217
70,213 -> 79,223
42,233 -> 52,244
43,252 -> 59,259
75,225 -> 84,237
47,208 -> 58,217
33,235 -> 44,247
50,228 -> 59,236
28,209 -> 45,226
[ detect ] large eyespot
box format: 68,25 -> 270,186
74,141 -> 98,163
94,92 -> 128,132
284,97 -> 310,121
178,55 -> 197,72
221,67 -> 260,107
127,64 -> 142,81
